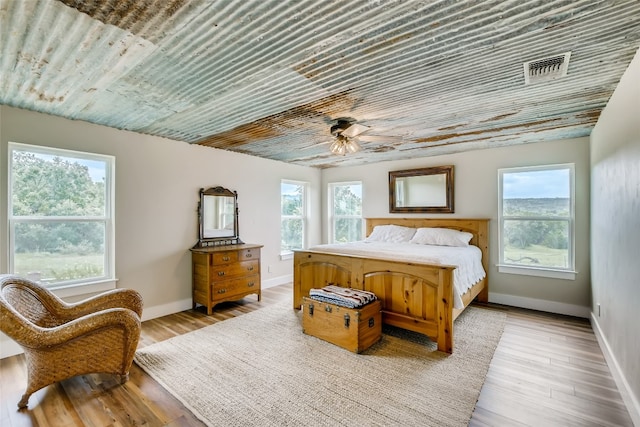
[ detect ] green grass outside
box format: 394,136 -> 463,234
14,252 -> 104,283
504,244 -> 569,268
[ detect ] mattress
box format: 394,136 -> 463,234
307,241 -> 486,309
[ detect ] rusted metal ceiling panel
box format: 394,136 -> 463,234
1,0 -> 639,168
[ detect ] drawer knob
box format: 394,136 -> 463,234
248,282 -> 255,287
217,271 -> 225,276
246,254 -> 252,258
222,256 -> 230,261
218,289 -> 226,294
248,266 -> 254,271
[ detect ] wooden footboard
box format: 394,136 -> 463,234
294,251 -> 457,352
293,218 -> 489,354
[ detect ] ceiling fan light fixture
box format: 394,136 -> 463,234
328,119 -> 364,155
329,138 -> 347,155
329,135 -> 360,155
345,138 -> 360,153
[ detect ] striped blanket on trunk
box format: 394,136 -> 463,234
309,285 -> 377,309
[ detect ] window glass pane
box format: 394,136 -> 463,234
503,219 -> 569,268
333,184 -> 362,215
499,164 -> 574,274
281,183 -> 303,215
330,182 -> 363,243
281,218 -> 303,251
11,150 -> 106,217
334,218 -> 363,243
9,143 -> 114,289
13,221 -> 106,283
502,169 -> 570,217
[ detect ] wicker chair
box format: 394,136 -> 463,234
0,274 -> 143,408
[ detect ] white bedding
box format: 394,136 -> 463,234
307,241 -> 486,309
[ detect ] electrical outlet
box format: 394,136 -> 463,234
268,265 -> 272,273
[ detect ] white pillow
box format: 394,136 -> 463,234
365,225 -> 416,243
409,227 -> 473,247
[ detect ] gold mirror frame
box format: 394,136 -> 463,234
389,165 -> 454,213
195,186 -> 242,247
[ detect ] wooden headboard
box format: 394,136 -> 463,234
365,218 -> 490,273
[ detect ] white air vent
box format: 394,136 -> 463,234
523,52 -> 571,85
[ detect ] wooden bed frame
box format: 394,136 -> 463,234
293,218 -> 489,353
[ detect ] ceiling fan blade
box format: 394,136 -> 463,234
357,134 -> 404,142
341,123 -> 369,138
300,140 -> 331,150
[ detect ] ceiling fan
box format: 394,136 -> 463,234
328,119 -> 370,155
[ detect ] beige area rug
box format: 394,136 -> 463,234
134,300 -> 506,427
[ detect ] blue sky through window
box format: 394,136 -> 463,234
503,168 -> 570,199
281,183 -> 302,196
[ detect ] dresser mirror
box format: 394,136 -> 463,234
196,186 -> 242,247
389,165 -> 454,213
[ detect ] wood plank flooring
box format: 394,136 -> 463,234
0,284 -> 633,426
469,305 -> 633,427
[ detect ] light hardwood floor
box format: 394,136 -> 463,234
0,284 -> 633,426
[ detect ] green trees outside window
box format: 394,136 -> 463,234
329,182 -> 362,243
499,165 -> 574,271
9,144 -> 113,285
281,181 -> 306,253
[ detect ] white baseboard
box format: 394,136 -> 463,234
1,276 -> 294,360
142,275 -> 292,320
140,298 -> 193,322
489,292 -> 590,318
591,314 -> 640,427
262,274 -> 292,289
0,298 -> 194,359
0,335 -> 23,359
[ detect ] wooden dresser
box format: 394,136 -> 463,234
191,243 -> 262,314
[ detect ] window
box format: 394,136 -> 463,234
329,182 -> 363,243
8,143 -> 115,291
281,180 -> 307,257
498,164 -> 575,279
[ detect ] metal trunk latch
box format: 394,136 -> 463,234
344,313 -> 350,328
308,303 -> 314,316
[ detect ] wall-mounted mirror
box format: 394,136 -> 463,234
389,165 -> 454,213
196,186 -> 242,247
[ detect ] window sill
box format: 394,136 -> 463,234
497,265 -> 576,280
49,279 -> 118,299
280,252 -> 294,261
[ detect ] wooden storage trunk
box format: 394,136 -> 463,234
301,297 -> 382,353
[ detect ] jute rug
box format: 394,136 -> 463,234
134,300 -> 505,427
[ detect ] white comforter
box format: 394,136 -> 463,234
307,241 -> 486,309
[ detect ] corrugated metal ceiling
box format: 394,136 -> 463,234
1,0 -> 639,168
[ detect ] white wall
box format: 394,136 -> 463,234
590,48 -> 640,425
0,105 -> 593,354
322,136 -> 591,316
0,105 -> 321,356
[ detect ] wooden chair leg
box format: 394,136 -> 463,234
18,393 -> 30,409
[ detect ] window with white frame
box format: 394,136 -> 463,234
329,182 -> 363,243
8,143 -> 115,289
280,180 -> 307,256
498,164 -> 575,279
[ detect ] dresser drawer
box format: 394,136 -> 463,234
211,259 -> 259,279
212,251 -> 238,265
239,248 -> 260,261
212,274 -> 260,299
191,243 -> 263,314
